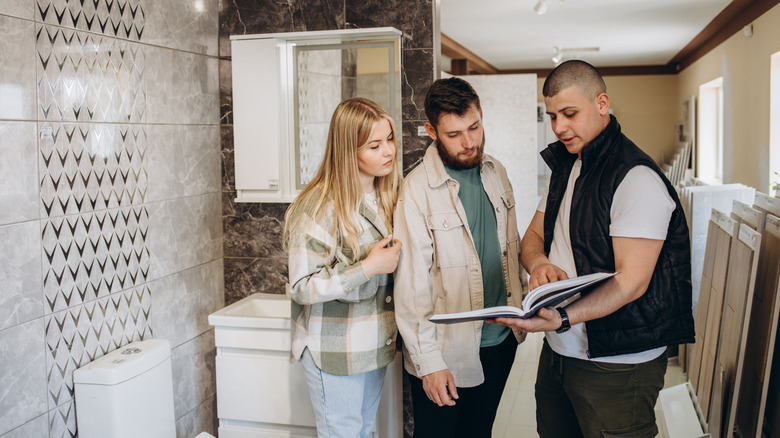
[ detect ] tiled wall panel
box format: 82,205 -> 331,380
0,319 -> 47,435
144,46 -> 219,125
1,1 -> 221,437
0,222 -> 44,331
0,16 -> 36,120
0,122 -> 40,225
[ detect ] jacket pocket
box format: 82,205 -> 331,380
427,211 -> 468,268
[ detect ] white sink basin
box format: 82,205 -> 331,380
208,292 -> 291,330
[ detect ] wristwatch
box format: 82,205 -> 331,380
555,307 -> 570,334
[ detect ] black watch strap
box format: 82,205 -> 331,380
555,307 -> 570,334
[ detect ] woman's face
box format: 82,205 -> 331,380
357,118 -> 396,189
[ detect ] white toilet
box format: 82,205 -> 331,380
73,338 -> 214,438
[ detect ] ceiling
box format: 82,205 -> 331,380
439,0 -> 768,74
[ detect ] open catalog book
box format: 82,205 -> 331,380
429,271 -> 618,324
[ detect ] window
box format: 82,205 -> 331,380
697,77 -> 724,184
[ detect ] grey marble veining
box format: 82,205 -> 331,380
146,125 -> 221,203
0,319 -> 47,436
150,260 -> 224,349
0,123 -> 39,225
170,330 -> 216,420
0,222 -> 43,331
223,256 -> 288,305
145,46 -> 219,125
175,396 -> 217,438
401,120 -> 430,174
0,414 -> 48,438
402,48 -> 435,123
0,0 -> 34,19
218,0 -> 344,58
220,126 -> 235,191
142,0 -> 219,56
345,0 -> 434,49
0,17 -> 36,120
223,202 -> 287,258
219,59 -> 233,125
147,192 -> 223,281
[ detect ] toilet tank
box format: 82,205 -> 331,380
73,339 -> 176,438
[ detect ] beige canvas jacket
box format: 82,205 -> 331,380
393,145 -> 527,388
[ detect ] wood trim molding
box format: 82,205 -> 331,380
442,0 -> 780,77
441,33 -> 498,74
671,0 -> 780,71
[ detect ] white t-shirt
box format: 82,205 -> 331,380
538,160 -> 675,363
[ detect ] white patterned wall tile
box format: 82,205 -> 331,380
35,25 -> 146,123
147,192 -> 222,281
171,330 -> 216,420
46,400 -> 76,438
41,207 -> 150,314
0,123 -> 39,226
0,319 -> 47,436
298,122 -> 329,186
0,414 -> 48,438
0,222 -> 43,331
142,0 -> 218,56
150,260 -> 223,349
458,74 -> 539,233
39,123 -> 148,217
144,47 -> 219,125
0,17 -> 36,120
35,0 -> 145,40
146,125 -> 220,203
44,286 -> 152,410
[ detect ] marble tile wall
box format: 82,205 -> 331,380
220,0 -> 436,306
219,2 -> 435,436
0,1 -> 222,437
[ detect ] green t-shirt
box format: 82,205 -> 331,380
445,165 -> 510,347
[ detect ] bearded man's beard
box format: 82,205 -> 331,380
435,131 -> 485,170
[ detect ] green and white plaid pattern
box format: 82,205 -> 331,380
288,202 -> 397,376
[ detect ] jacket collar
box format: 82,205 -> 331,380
358,198 -> 389,237
422,143 -> 494,189
542,114 -> 621,173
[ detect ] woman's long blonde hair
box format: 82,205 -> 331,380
283,97 -> 402,261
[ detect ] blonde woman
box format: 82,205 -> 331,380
284,97 -> 403,437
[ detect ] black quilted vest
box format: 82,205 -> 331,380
541,115 -> 695,358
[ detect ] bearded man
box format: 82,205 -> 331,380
393,77 -> 528,438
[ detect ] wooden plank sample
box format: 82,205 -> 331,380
696,212 -> 739,421
707,224 -> 762,438
734,214 -> 780,438
689,210 -> 732,393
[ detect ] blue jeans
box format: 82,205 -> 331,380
301,348 -> 387,438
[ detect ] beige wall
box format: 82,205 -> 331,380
536,75 -> 679,165
678,3 -> 780,191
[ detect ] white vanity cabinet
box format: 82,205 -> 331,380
208,293 -> 402,438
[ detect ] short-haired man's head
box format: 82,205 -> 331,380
542,60 -> 606,100
424,77 -> 481,129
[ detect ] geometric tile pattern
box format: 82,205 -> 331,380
36,25 -> 146,123
39,123 -> 148,217
41,207 -> 150,314
36,0 -> 146,41
44,286 -> 152,411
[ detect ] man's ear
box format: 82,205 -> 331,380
597,93 -> 610,116
424,122 -> 438,141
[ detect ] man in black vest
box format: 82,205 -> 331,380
493,60 -> 694,437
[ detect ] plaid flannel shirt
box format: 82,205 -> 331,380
288,201 -> 396,376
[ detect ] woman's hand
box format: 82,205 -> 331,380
362,236 -> 402,278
